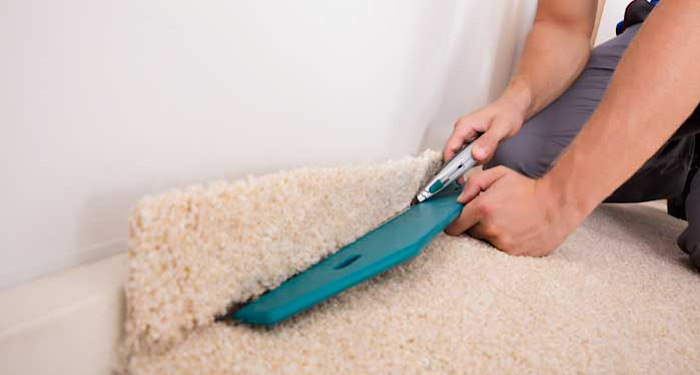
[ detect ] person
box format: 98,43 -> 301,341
441,0 -> 700,269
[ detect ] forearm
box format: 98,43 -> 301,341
543,0 -> 700,224
506,23 -> 590,117
501,1 -> 597,119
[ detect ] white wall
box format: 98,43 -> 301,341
1,0 -> 538,289
595,0 -> 629,45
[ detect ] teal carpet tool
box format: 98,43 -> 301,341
228,183 -> 463,326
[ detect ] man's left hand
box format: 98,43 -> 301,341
445,166 -> 578,257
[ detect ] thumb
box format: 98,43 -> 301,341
471,120 -> 510,162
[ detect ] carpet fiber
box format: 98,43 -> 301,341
122,151 -> 700,374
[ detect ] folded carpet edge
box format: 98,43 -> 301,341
120,150 -> 443,360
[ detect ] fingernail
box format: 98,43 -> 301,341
456,192 -> 466,203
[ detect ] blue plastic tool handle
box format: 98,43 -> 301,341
232,186 -> 464,325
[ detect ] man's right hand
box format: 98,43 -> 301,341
442,94 -> 530,163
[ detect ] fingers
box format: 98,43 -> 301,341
456,166 -> 509,204
442,117 -> 480,161
445,167 -> 510,236
471,118 -> 512,162
445,167 -> 508,236
445,196 -> 485,236
468,225 -> 518,255
443,115 -> 512,163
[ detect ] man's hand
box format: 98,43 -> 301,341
442,95 -> 528,163
445,166 -> 581,257
442,0 -> 597,164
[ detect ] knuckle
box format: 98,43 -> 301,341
495,237 -> 518,255
454,116 -> 468,129
464,175 -> 477,189
499,236 -> 514,251
499,118 -> 516,129
473,118 -> 489,132
477,201 -> 492,216
481,225 -> 498,238
468,179 -> 484,194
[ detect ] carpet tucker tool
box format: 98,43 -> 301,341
230,145 -> 477,325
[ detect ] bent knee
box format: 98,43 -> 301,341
485,134 -> 553,178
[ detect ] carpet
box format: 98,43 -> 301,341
121,151 -> 700,374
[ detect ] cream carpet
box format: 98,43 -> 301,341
122,151 -> 700,375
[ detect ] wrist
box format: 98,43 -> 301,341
499,78 -> 533,120
537,172 -> 595,233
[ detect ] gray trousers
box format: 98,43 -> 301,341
485,24 -> 700,269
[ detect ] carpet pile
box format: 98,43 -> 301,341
122,151 -> 700,374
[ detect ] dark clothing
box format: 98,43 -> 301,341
616,0 -> 661,35
485,24 -> 700,269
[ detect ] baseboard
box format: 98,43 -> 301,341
0,253 -> 127,375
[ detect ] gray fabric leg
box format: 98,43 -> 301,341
486,25 -> 643,178
486,22 -> 695,202
483,23 -> 700,269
